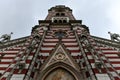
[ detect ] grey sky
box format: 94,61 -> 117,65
0,0 -> 120,39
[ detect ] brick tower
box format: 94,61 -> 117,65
0,5 -> 120,80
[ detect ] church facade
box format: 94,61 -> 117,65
0,5 -> 120,80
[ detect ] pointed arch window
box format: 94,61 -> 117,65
44,68 -> 76,80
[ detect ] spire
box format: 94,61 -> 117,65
45,5 -> 76,21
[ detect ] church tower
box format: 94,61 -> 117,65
0,5 -> 120,80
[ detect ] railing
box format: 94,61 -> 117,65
92,36 -> 120,48
0,36 -> 29,49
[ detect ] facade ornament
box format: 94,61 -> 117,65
32,30 -> 41,41
95,60 -> 103,73
54,30 -> 67,41
27,40 -> 37,50
80,35 -> 92,50
17,60 -> 26,70
108,32 -> 120,42
0,32 -> 13,43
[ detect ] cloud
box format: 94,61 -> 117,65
0,0 -> 120,39
107,0 -> 120,32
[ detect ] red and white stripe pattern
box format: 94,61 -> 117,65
0,42 -> 28,80
0,28 -> 44,80
87,35 -> 120,80
0,25 -> 120,80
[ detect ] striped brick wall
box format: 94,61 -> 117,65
0,25 -> 120,80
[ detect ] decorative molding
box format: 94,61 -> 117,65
0,36 -> 28,49
92,36 -> 120,48
40,43 -> 80,72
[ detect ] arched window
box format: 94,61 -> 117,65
61,13 -> 65,16
54,20 -> 58,23
63,20 -> 67,23
56,13 -> 60,16
59,20 -> 62,23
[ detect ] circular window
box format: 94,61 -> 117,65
54,30 -> 66,38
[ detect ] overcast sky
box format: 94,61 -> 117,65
0,0 -> 120,40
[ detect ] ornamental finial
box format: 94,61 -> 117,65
108,32 -> 120,42
0,32 -> 13,43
